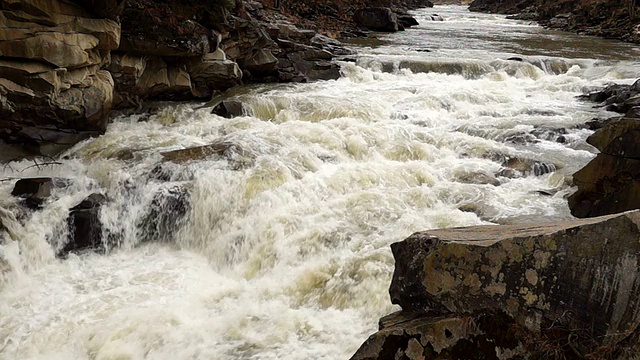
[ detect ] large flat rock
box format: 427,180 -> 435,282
354,211 -> 640,358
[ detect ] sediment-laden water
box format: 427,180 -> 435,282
2,5 -> 640,360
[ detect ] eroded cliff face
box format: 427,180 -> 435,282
353,211 -> 640,359
469,0 -> 640,43
569,82 -> 640,218
0,0 -> 120,157
0,0 -> 356,159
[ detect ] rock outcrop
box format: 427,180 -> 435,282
569,80 -> 640,218
353,211 -> 640,359
0,0 -> 435,160
0,0 -> 121,157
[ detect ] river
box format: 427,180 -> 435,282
2,5 -> 640,360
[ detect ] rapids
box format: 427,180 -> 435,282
2,5 -> 640,360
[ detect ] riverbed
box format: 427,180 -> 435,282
2,5 -> 640,360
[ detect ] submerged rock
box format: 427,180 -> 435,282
397,14 -> 419,28
498,157 -> 558,178
138,186 -> 190,243
11,178 -> 69,209
161,142 -> 243,164
353,211 -> 640,359
569,116 -> 640,218
62,193 -> 107,256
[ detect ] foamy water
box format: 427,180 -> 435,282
2,5 -> 640,360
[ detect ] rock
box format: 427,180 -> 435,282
0,0 -> 119,157
397,14 -> 419,28
187,58 -> 243,98
501,157 -> 558,177
138,186 -> 190,243
62,193 -> 106,256
139,58 -> 193,100
161,142 -> 242,164
0,9 -> 120,68
354,7 -> 401,32
211,99 -> 245,118
569,153 -> 640,218
587,117 -> 640,157
549,13 -> 571,28
354,211 -> 640,358
425,14 -> 444,21
243,49 -> 278,76
626,106 -> 640,118
569,115 -> 640,218
455,170 -> 501,186
582,116 -> 621,131
11,177 -> 68,209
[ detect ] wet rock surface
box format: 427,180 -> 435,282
353,211 -> 640,359
0,0 -> 119,157
569,80 -> 640,218
138,186 -> 190,243
354,7 -> 402,32
212,99 -> 245,118
62,193 -> 107,256
11,177 -> 68,209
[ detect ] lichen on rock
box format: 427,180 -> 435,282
353,211 -> 640,359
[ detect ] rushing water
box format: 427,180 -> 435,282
2,5 -> 640,360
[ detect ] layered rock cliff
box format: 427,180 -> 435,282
0,0 -> 120,157
0,0 -> 436,161
568,81 -> 640,218
469,0 -> 640,43
353,211 -> 640,359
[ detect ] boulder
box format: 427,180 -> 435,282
134,57 -> 192,100
0,0 -> 119,157
138,186 -> 190,243
243,49 -> 278,76
11,177 -> 68,209
187,58 -> 243,98
569,154 -> 640,218
569,116 -> 640,218
62,193 -> 106,256
353,211 -> 640,359
354,7 -> 401,32
161,142 -> 242,164
497,157 -> 558,178
397,14 -> 419,27
211,99 -> 245,118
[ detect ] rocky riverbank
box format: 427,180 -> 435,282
569,80 -> 640,218
352,211 -> 640,359
468,0 -> 640,43
0,0 -> 431,162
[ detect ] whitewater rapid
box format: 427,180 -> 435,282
2,5 -> 640,360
